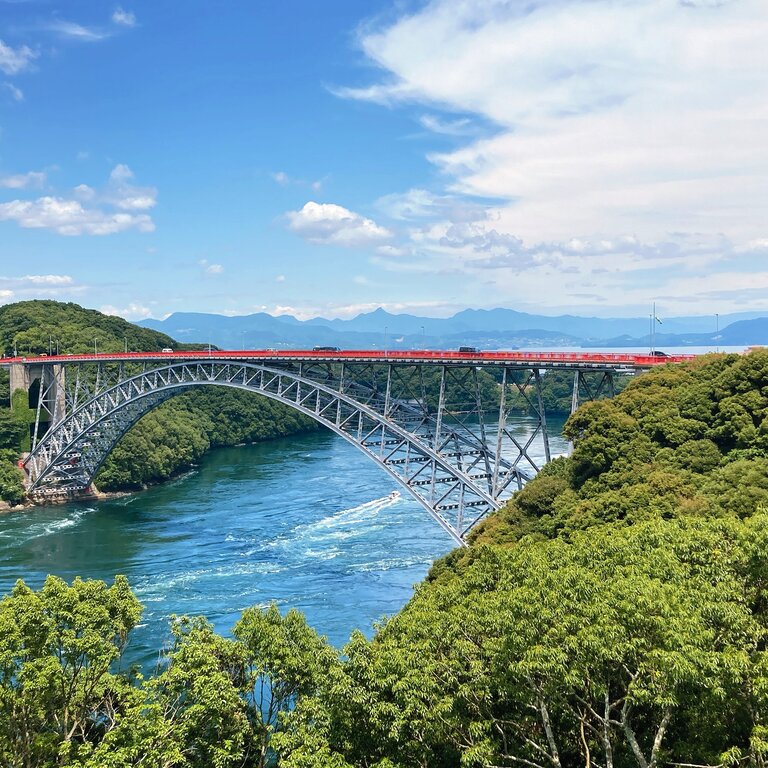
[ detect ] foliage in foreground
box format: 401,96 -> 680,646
3,513 -> 768,767
0,578 -> 335,768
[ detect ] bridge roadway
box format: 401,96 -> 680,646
2,348 -> 694,546
1,348 -> 696,368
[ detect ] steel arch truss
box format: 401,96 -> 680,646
23,360 -> 544,546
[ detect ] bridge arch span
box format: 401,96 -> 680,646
24,360 -> 524,546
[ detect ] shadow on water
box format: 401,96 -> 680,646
0,418 -> 568,668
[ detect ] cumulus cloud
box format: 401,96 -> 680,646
0,39 -> 36,75
112,7 -> 136,27
286,201 -> 392,247
107,164 -> 157,210
0,274 -> 84,303
261,299 -> 461,321
272,170 -> 325,191
19,274 -> 74,285
101,302 -> 151,320
0,197 -> 153,235
0,274 -> 73,286
0,163 -> 156,235
199,259 -> 223,275
0,171 -> 46,189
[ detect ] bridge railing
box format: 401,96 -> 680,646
2,349 -> 698,366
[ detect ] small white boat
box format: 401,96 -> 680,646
389,491 -> 401,500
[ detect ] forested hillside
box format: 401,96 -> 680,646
0,301 -> 317,503
2,349 -> 768,766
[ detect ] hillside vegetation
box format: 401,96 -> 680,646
0,301 -> 317,503
2,349 -> 768,766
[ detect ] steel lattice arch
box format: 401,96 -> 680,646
4,350 -> 682,546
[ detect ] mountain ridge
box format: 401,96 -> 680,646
138,307 -> 768,350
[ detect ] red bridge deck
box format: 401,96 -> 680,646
2,349 -> 697,368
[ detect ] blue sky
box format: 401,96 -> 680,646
1,0 -> 766,322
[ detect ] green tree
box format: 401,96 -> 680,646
0,575 -> 142,767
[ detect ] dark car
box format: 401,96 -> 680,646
312,346 -> 341,352
458,346 -> 480,353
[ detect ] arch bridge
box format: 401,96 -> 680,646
2,349 -> 690,546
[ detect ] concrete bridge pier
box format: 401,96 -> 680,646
8,362 -> 67,447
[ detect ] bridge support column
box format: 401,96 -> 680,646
534,369 -> 551,464
31,364 -> 67,450
9,363 -> 31,400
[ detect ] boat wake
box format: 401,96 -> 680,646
253,491 -> 404,552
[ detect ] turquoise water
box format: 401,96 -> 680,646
0,419 -> 566,664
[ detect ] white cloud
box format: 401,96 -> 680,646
0,196 -> 154,235
2,82 -> 23,101
0,274 -> 73,286
272,171 -> 289,185
275,274 -> 286,282
272,170 -> 325,191
73,183 -> 95,200
48,21 -> 108,42
418,114 -> 473,136
0,164 -> 156,236
101,302 -> 151,320
0,170 -> 45,189
375,244 -> 409,258
112,7 -> 136,27
0,39 -> 36,75
107,164 -> 157,210
286,201 -> 392,247
262,299 -> 461,321
199,259 -> 223,275
346,0 -> 768,243
0,274 -> 84,302
20,274 -> 73,285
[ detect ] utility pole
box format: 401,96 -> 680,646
649,309 -> 653,355
715,313 -> 719,354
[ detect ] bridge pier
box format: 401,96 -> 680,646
7,361 -> 67,454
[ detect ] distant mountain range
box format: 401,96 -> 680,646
138,308 -> 768,350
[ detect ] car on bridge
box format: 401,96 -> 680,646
312,346 -> 341,352
458,346 -> 480,353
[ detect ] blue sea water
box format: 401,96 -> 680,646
0,419 -> 566,665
